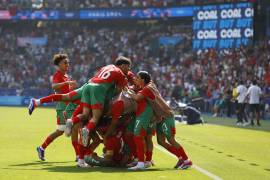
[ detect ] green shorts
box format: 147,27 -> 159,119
147,122 -> 156,136
126,116 -> 136,133
69,83 -> 87,101
56,109 -> 66,125
55,101 -> 67,125
64,103 -> 78,119
133,104 -> 153,136
81,83 -> 111,109
157,116 -> 176,139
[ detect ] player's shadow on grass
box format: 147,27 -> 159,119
42,166 -> 177,173
9,161 -> 73,167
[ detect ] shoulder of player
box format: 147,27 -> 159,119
52,70 -> 61,78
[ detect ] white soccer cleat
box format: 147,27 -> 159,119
128,162 -> 145,170
126,158 -> 138,167
77,159 -> 91,168
65,119 -> 73,137
144,161 -> 152,168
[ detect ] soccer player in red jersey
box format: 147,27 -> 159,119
77,56 -> 131,147
127,71 -> 155,170
31,54 -> 77,161
129,71 -> 192,170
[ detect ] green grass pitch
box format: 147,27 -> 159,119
0,106 -> 270,180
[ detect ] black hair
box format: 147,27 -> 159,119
137,71 -> 151,84
53,53 -> 68,66
115,56 -> 131,66
239,80 -> 244,85
252,79 -> 257,85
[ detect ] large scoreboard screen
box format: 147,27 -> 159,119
193,3 -> 253,50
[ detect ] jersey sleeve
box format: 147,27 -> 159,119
52,73 -> 61,84
115,72 -> 128,88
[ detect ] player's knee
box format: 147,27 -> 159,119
157,137 -> 165,146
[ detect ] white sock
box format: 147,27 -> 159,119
137,162 -> 144,167
36,99 -> 41,106
78,159 -> 84,164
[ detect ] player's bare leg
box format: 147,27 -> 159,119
37,130 -> 64,161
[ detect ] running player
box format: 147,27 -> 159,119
32,54 -> 76,161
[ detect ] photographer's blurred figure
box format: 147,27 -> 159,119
179,104 -> 204,125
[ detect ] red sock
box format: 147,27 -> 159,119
40,94 -> 62,104
72,141 -> 79,156
78,144 -> 85,159
86,121 -> 96,131
72,116 -> 81,124
123,134 -> 137,158
145,151 -> 152,161
133,136 -> 144,162
71,105 -> 83,124
84,148 -> 93,156
177,146 -> 188,160
168,145 -> 188,160
41,136 -> 53,149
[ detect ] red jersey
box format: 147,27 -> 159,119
90,65 -> 127,89
52,70 -> 71,94
105,135 -> 124,163
135,86 -> 155,116
127,71 -> 135,85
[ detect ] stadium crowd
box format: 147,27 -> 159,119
0,0 -> 252,10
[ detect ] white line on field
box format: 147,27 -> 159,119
154,145 -> 223,180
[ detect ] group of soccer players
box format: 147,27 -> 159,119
28,53 -> 192,170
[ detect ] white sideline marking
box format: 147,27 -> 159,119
154,145 -> 223,180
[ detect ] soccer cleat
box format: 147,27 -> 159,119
36,146 -> 45,161
84,156 -> 100,166
77,159 -> 91,168
243,122 -> 250,126
236,122 -> 242,126
65,119 -> 73,137
144,161 -> 152,168
174,159 -> 184,169
128,163 -> 145,170
28,98 -> 37,115
81,127 -> 89,147
126,159 -> 138,167
178,160 -> 192,169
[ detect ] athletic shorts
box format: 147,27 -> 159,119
147,121 -> 156,136
156,116 -> 176,139
64,103 -> 78,119
81,83 -> 112,110
133,104 -> 153,136
250,104 -> 260,114
56,109 -> 66,125
67,83 -> 87,101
